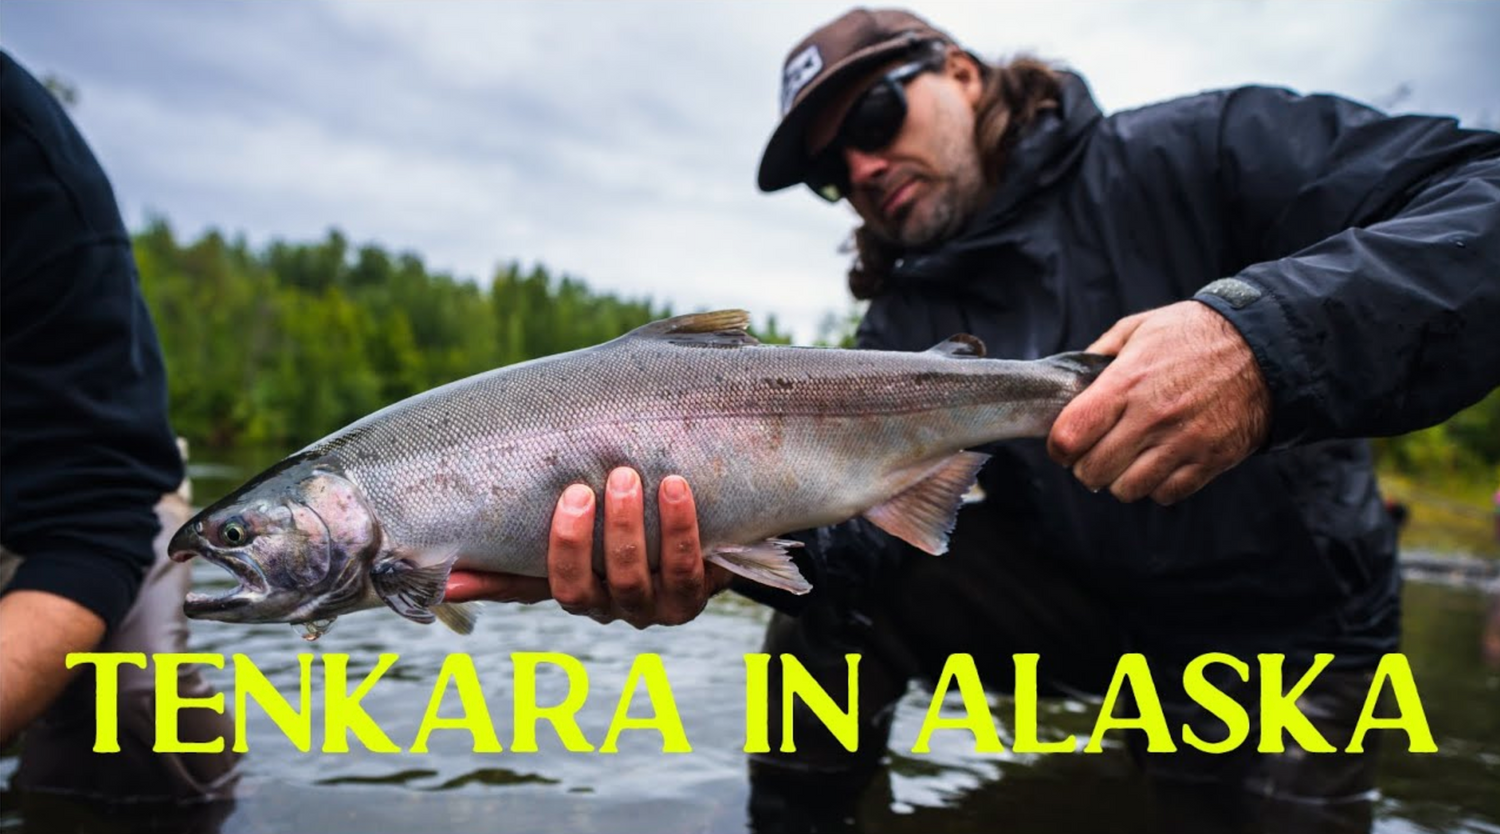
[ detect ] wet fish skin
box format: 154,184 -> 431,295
168,310 -> 1109,636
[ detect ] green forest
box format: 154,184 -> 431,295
134,220 -> 1498,552
134,219 -> 797,452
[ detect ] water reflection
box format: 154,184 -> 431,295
427,768 -> 560,790
316,769 -> 439,787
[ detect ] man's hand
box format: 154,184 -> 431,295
1047,301 -> 1272,505
0,590 -> 107,747
444,468 -> 731,628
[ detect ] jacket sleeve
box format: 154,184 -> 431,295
1191,85 -> 1500,448
1,52 -> 184,631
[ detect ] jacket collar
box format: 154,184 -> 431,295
888,71 -> 1103,290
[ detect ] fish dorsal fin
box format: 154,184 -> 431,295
926,333 -> 986,358
862,451 -> 991,555
630,310 -> 760,348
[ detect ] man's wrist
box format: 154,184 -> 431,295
1193,279 -> 1302,451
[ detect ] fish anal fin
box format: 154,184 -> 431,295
863,451 -> 991,555
705,539 -> 811,595
629,310 -> 760,349
926,333 -> 986,358
371,548 -> 459,626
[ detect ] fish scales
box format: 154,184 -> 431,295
327,337 -> 1079,569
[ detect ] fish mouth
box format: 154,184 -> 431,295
182,548 -> 271,616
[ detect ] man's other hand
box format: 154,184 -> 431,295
443,468 -> 731,628
1047,301 -> 1272,505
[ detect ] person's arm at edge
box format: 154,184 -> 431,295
0,591 -> 106,747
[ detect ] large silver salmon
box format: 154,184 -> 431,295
169,310 -> 1108,637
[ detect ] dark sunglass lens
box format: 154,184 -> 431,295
843,80 -> 906,152
806,149 -> 849,202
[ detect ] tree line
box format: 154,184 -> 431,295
133,219 -> 791,452
133,220 -> 1498,481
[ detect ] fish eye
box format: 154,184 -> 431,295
220,517 -> 253,547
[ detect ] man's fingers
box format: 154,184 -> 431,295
655,475 -> 706,626
602,467 -> 654,621
444,570 -> 552,604
548,483 -> 609,615
1086,312 -> 1147,355
1049,370 -> 1129,467
1104,445 -> 1176,503
542,472 -> 715,630
1052,311 -> 1151,467
1151,464 -> 1214,506
1068,411 -> 1151,493
704,563 -> 735,595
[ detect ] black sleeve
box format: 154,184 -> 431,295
1,52 -> 184,631
1191,85 -> 1500,448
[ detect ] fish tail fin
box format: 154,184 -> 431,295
705,539 -> 811,595
862,451 -> 991,555
1043,351 -> 1112,384
433,602 -> 481,635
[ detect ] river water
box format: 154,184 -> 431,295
2,468 -> 1497,834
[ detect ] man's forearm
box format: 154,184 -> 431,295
0,589 -> 107,746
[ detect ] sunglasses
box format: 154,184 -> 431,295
805,56 -> 942,203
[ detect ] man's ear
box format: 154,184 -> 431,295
948,49 -> 984,107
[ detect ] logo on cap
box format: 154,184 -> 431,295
781,46 -> 823,116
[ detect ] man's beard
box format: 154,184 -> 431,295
869,149 -> 986,251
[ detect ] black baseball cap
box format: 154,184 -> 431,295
757,8 -> 959,193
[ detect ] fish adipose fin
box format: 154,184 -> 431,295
631,310 -> 761,349
705,539 -> 812,595
926,333 -> 986,358
863,451 -> 991,555
371,547 -> 462,627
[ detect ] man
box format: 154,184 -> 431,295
1,51 -> 238,803
446,7 -> 1500,829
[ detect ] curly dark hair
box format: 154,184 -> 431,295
846,52 -> 1063,300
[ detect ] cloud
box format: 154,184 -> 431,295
5,0 -> 1495,341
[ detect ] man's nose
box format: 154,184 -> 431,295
844,147 -> 889,188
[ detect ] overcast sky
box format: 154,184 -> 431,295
5,0 -> 1495,341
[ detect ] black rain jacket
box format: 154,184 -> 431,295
747,72 -> 1500,668
1,52 -> 184,631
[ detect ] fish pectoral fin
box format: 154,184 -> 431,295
371,550 -> 458,626
863,451 -> 991,555
705,539 -> 811,595
925,333 -> 986,358
628,310 -> 761,349
433,602 -> 480,635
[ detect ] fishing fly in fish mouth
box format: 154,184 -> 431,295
170,309 -> 1108,640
